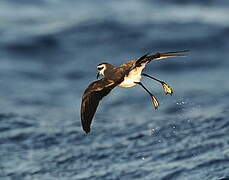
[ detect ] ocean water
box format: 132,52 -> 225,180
0,0 -> 229,179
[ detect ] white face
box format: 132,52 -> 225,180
97,64 -> 106,76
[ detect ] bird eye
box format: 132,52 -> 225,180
97,67 -> 103,71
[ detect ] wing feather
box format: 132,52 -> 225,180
80,78 -> 117,133
134,50 -> 189,68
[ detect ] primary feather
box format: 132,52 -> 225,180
80,78 -> 117,133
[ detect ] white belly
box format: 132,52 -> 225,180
118,65 -> 145,88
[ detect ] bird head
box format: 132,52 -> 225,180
96,63 -> 108,79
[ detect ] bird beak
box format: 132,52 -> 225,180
96,72 -> 100,79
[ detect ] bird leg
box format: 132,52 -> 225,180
142,73 -> 174,95
134,81 -> 159,109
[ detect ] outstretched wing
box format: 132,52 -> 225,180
134,49 -> 190,68
80,78 -> 117,133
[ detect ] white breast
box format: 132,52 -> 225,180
118,65 -> 145,88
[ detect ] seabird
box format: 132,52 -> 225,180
80,50 -> 189,133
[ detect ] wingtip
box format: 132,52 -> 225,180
83,127 -> 91,134
162,49 -> 191,54
159,49 -> 191,58
161,49 -> 191,56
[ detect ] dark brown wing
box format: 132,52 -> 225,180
80,78 -> 117,134
134,50 -> 190,68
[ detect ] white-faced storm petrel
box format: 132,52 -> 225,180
81,50 -> 189,133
